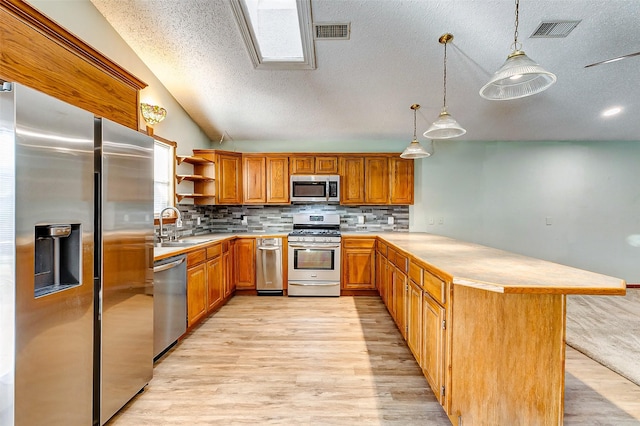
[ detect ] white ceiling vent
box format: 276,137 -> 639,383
530,20 -> 581,38
314,23 -> 350,40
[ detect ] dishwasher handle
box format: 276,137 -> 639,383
257,246 -> 281,251
153,257 -> 186,273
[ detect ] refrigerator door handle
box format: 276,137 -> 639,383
153,257 -> 186,273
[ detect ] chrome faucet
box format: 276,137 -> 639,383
159,206 -> 183,242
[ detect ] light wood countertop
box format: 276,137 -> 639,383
155,231 -> 625,295
153,233 -> 287,261
375,232 -> 626,295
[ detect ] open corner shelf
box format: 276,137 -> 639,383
176,174 -> 215,184
176,193 -> 216,203
177,155 -> 214,166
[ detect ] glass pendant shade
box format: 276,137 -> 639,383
426,33 -> 466,140
400,139 -> 431,159
401,104 -> 431,159
479,50 -> 557,101
423,108 -> 466,139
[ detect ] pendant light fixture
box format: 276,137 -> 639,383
479,0 -> 556,100
423,33 -> 466,139
400,104 -> 431,159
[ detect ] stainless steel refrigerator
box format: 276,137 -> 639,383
0,83 -> 154,425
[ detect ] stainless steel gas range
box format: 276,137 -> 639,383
287,213 -> 341,296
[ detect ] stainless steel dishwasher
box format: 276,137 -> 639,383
256,238 -> 283,295
153,254 -> 187,359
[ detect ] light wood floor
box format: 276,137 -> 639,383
108,296 -> 640,425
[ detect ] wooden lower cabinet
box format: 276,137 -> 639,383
341,237 -> 376,291
406,279 -> 423,360
186,262 -> 207,328
223,241 -> 234,298
393,267 -> 407,339
234,238 -> 256,290
186,241 -> 235,328
374,240 -> 449,411
422,292 -> 446,404
206,255 -> 224,312
385,257 -> 394,314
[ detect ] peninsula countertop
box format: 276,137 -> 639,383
154,231 -> 626,296
374,232 -> 626,295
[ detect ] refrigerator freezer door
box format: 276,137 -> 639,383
5,84 -> 95,425
98,118 -> 154,425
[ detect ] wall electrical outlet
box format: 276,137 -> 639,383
428,217 -> 435,225
387,216 -> 394,225
439,217 -> 444,225
241,216 -> 248,225
546,217 -> 553,226
196,217 -> 201,225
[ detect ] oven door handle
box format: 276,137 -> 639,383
289,281 -> 340,286
288,243 -> 341,249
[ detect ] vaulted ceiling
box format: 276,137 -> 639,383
90,0 -> 640,144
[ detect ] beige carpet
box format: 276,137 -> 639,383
566,288 -> 640,386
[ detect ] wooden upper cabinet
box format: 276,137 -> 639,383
243,156 -> 266,204
243,154 -> 289,204
216,151 -> 243,205
315,156 -> 338,174
290,155 -> 338,174
340,154 -> 413,205
339,157 -> 365,204
290,156 -> 315,174
0,1 -> 145,130
266,156 -> 289,204
365,157 -> 389,204
390,157 -> 414,204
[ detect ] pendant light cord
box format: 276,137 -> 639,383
413,107 -> 417,139
443,40 -> 448,109
513,0 -> 520,49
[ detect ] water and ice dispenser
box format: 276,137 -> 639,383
34,224 -> 82,297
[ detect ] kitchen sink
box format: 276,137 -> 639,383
157,240 -> 203,248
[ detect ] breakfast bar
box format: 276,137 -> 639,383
376,232 -> 626,425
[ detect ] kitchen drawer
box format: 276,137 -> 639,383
394,252 -> 408,274
187,248 -> 206,267
207,243 -> 222,259
376,240 -> 387,257
423,270 -> 446,305
343,238 -> 375,249
387,248 -> 396,266
409,261 -> 423,286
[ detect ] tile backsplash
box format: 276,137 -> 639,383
159,204 -> 409,237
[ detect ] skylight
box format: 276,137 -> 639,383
231,0 -> 316,70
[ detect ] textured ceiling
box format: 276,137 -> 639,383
90,0 -> 640,144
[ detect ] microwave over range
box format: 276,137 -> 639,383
290,175 -> 340,203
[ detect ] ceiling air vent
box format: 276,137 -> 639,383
314,23 -> 350,40
530,20 -> 581,38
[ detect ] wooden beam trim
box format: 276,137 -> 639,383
1,0 -> 147,90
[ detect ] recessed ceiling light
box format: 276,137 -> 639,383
601,107 -> 622,117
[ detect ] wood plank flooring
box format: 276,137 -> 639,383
107,296 -> 640,425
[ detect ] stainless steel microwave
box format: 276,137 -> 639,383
290,175 -> 340,203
